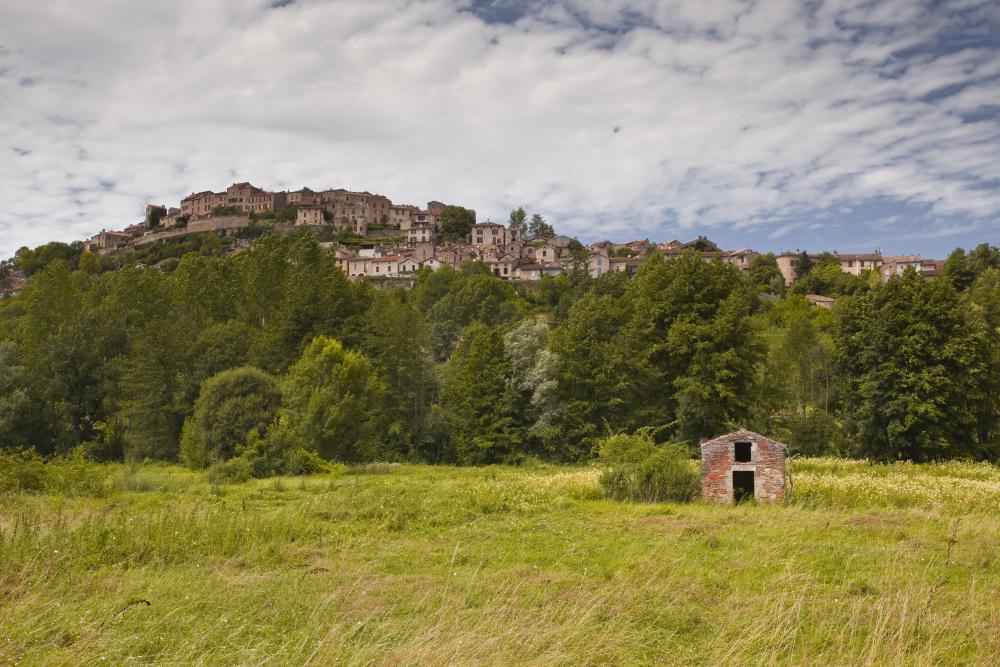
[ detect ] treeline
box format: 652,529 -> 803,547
1,229 -> 999,472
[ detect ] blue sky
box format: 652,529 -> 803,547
2,0 -> 999,259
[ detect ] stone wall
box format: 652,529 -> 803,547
700,430 -> 786,503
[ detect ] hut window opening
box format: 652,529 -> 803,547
734,442 -> 752,463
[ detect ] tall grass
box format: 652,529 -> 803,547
1,458 -> 999,665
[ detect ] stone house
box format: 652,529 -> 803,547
422,257 -> 444,271
775,251 -> 819,285
588,249 -> 610,277
391,205 -> 418,229
505,240 -> 524,257
515,263 -> 564,280
701,430 -> 787,503
320,189 -> 392,229
484,252 -> 518,279
837,252 -> 882,276
526,244 -> 559,263
407,224 -> 435,244
721,249 -> 757,272
610,256 -> 643,274
408,242 -> 435,262
880,255 -> 923,281
370,256 -> 400,277
470,222 -> 509,248
286,188 -> 320,206
398,257 -> 421,274
805,294 -> 835,309
85,230 -> 130,254
296,205 -> 325,226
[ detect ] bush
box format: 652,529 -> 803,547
184,366 -> 282,467
206,457 -> 252,484
0,448 -> 109,496
598,434 -> 700,503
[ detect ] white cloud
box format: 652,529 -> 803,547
1,0 -> 999,258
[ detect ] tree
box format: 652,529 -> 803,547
180,366 -> 282,467
280,337 -> 386,462
503,317 -> 561,456
78,251 -> 102,275
793,251 -> 813,281
942,244 -> 1000,291
14,261 -> 121,452
439,322 -> 522,463
0,342 -> 34,448
14,241 -> 84,277
835,271 -> 989,460
969,268 -> 1000,456
416,270 -> 520,360
747,253 -> 783,293
549,292 -> 630,459
440,205 -> 476,242
528,213 -> 555,239
360,292 -> 437,457
508,206 -> 528,238
146,206 -> 166,228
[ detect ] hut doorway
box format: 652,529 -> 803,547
733,471 -> 755,502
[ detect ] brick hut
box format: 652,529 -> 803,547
700,430 -> 787,503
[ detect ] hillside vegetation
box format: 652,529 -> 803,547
2,458 -> 999,665
3,231 -> 1000,471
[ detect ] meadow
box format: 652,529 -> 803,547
2,456 -> 1000,665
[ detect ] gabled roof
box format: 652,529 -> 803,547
700,429 -> 787,450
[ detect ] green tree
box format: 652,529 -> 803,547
0,341 -> 34,448
941,244 -> 1000,291
13,262 -> 121,452
528,213 -> 555,239
280,337 -> 386,462
78,251 -> 102,275
503,316 -> 561,456
439,322 -> 522,463
835,271 -> 989,460
793,251 -> 813,281
508,206 -> 528,238
969,268 -> 1000,456
14,241 -> 84,277
747,253 -> 783,293
440,205 -> 476,242
179,366 -> 282,467
549,292 -> 630,459
360,292 -> 437,457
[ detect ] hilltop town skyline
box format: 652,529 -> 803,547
4,1 -> 999,260
1,176 -> 979,263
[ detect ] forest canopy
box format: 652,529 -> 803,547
2,229 -> 998,473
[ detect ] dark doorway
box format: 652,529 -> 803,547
733,471 -> 755,502
734,442 -> 752,462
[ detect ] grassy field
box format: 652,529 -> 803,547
2,458 -> 1000,665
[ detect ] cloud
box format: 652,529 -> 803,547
1,0 -> 999,258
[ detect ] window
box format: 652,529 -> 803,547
734,442 -> 752,463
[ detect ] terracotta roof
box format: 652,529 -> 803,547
836,253 -> 882,261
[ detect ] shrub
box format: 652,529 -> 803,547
598,434 -> 700,503
184,366 -> 282,467
0,448 -> 109,496
206,457 -> 252,484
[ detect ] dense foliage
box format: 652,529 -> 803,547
2,230 -> 998,469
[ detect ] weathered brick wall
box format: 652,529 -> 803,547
700,430 -> 786,503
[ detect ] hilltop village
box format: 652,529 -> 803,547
1,181 -> 944,298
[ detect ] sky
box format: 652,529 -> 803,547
2,0 -> 999,260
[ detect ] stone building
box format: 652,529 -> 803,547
700,430 -> 786,503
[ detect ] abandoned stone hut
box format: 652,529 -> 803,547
700,430 -> 787,503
